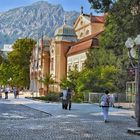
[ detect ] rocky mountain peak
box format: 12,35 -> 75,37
0,1 -> 79,48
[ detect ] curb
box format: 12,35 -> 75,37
21,104 -> 52,116
127,128 -> 140,136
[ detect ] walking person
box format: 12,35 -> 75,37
0,87 -> 2,99
62,88 -> 68,110
16,88 -> 19,98
13,87 -> 17,99
4,87 -> 9,99
100,90 -> 113,123
67,87 -> 72,110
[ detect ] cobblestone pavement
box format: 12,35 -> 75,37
0,94 -> 140,140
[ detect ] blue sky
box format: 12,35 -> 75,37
0,0 -> 98,15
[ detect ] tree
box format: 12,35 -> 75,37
80,48 -> 120,92
88,0 -> 137,92
83,48 -> 132,92
0,54 -> 3,64
88,0 -> 115,13
85,48 -> 119,68
8,38 -> 36,88
60,77 -> 70,89
40,74 -> 54,95
0,60 -> 12,86
77,66 -> 119,93
88,0 -> 140,56
67,67 -> 80,94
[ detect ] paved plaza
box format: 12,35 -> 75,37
0,93 -> 140,140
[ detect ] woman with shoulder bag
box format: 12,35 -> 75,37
100,90 -> 113,123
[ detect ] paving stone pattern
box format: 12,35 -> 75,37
0,97 -> 140,140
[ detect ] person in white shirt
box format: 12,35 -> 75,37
0,87 -> 2,99
62,88 -> 68,109
100,90 -> 113,123
5,87 -> 9,99
67,87 -> 72,110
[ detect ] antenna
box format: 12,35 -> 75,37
40,12 -> 43,38
64,15 -> 67,25
81,6 -> 83,14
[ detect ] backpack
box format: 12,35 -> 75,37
105,96 -> 110,106
101,95 -> 110,106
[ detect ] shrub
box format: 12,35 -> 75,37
72,93 -> 84,103
34,92 -> 60,102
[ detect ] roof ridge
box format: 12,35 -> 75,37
72,30 -> 104,45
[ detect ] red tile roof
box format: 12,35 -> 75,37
77,30 -> 104,43
67,39 -> 92,56
91,16 -> 105,23
67,31 -> 103,56
83,14 -> 105,23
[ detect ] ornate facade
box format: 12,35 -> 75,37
30,10 -> 105,95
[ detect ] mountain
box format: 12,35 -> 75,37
0,1 -> 79,48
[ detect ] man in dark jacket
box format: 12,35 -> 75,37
67,87 -> 72,110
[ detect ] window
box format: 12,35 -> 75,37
74,63 -> 78,70
51,49 -> 54,54
68,65 -> 72,72
80,21 -> 83,26
86,30 -> 89,35
80,32 -> 83,38
51,58 -> 54,71
81,62 -> 85,69
92,38 -> 99,46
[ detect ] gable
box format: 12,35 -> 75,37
74,15 -> 91,31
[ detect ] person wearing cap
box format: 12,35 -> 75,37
100,90 -> 113,122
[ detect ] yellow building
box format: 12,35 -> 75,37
30,10 -> 105,95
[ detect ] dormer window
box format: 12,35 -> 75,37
80,21 -> 83,26
86,30 -> 89,35
80,32 -> 83,37
51,58 -> 54,71
92,38 -> 99,46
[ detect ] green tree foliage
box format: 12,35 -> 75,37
88,0 -> 115,13
40,74 -> 54,95
67,68 -> 84,102
79,48 -> 120,92
67,67 -> 80,94
8,38 -> 36,88
0,54 -> 3,64
60,77 -> 70,89
77,66 -> 118,93
88,0 -> 138,92
60,67 -> 81,97
0,60 -> 12,86
85,48 -> 119,68
88,0 -> 140,56
60,48 -> 130,94
83,48 -> 132,92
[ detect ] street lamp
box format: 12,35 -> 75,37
8,77 -> 12,85
125,35 -> 140,127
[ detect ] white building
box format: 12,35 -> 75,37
0,44 -> 13,56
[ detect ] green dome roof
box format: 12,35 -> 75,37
54,23 -> 77,42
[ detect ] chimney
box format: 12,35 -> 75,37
90,12 -> 93,21
80,6 -> 83,15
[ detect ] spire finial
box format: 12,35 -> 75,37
81,6 -> 83,14
64,15 -> 67,25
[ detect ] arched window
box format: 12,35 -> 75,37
80,32 -> 83,37
92,38 -> 99,46
51,58 -> 54,71
80,21 -> 83,26
86,30 -> 89,35
68,65 -> 71,72
51,49 -> 54,54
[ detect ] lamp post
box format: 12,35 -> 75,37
8,77 -> 12,86
125,35 -> 140,127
